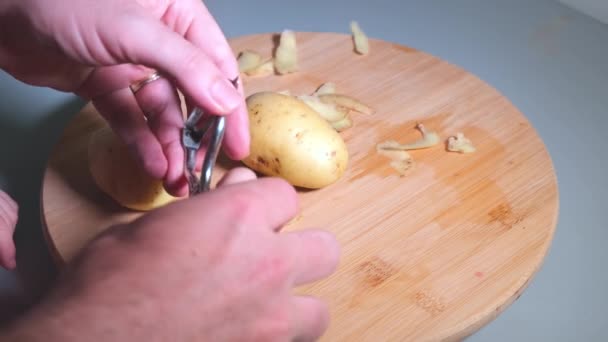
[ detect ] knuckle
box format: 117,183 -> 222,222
214,49 -> 239,75
180,51 -> 210,81
227,190 -> 258,224
0,211 -> 16,232
253,252 -> 291,287
0,215 -> 11,232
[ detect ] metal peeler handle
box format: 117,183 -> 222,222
199,115 -> 225,193
182,112 -> 225,195
182,77 -> 238,196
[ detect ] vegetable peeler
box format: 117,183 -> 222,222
182,77 -> 239,195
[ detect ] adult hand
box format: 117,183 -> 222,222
0,0 -> 249,196
2,171 -> 340,341
0,190 -> 18,270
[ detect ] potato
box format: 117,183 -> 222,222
243,92 -> 349,189
88,126 -> 177,211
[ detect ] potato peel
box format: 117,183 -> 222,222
245,59 -> 274,77
389,160 -> 415,176
376,147 -> 414,176
351,21 -> 370,55
447,133 -> 476,153
319,94 -> 374,115
297,95 -> 348,122
238,50 -> 263,73
313,82 -> 337,96
274,30 -> 298,74
331,115 -> 353,132
380,123 -> 440,150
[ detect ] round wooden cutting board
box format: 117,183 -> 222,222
41,32 -> 558,341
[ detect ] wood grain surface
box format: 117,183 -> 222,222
41,32 -> 559,341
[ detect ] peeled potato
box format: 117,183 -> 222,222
88,126 -> 177,211
244,92 -> 349,189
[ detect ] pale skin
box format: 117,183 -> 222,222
0,0 -> 340,341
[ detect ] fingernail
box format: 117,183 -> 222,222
211,78 -> 242,114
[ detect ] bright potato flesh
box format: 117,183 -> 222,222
88,126 -> 177,211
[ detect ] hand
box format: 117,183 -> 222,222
3,169 -> 340,341
0,0 -> 249,196
0,190 -> 18,270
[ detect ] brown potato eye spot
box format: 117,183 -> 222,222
257,156 -> 269,167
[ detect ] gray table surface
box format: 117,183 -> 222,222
1,0 -> 607,340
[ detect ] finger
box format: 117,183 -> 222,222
290,296 -> 330,342
222,99 -> 251,160
0,192 -> 18,270
133,76 -> 188,197
184,0 -> 239,78
77,64 -> 153,100
92,88 -> 167,179
184,5 -> 251,160
142,177 -> 298,233
282,230 -> 340,286
216,167 -> 257,187
185,86 -> 250,161
111,14 -> 243,117
0,191 -> 18,215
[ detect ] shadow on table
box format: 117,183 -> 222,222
0,97 -> 85,325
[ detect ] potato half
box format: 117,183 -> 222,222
244,92 -> 349,189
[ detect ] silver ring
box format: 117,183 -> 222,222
130,71 -> 163,94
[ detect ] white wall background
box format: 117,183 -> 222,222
559,0 -> 608,24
